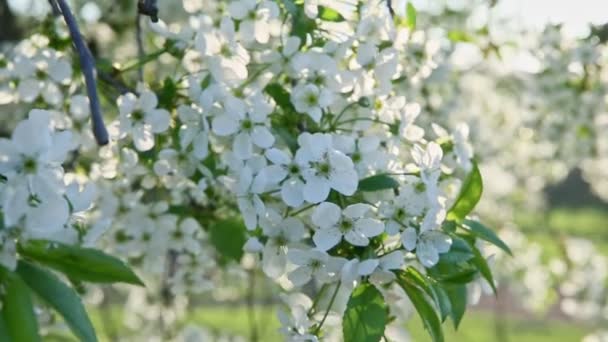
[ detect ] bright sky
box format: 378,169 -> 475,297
499,0 -> 608,36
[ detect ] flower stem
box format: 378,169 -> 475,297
313,281 -> 341,336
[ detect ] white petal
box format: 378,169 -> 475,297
281,178 -> 304,207
303,176 -> 331,203
417,241 -> 439,268
212,115 -> 239,136
17,78 -> 41,102
264,165 -> 288,184
132,124 -> 154,151
345,230 -> 370,246
343,203 -> 372,219
146,109 -> 171,133
139,90 -> 159,112
251,126 -> 275,148
401,228 -> 417,251
429,232 -> 452,254
358,259 -> 380,276
263,244 -> 287,278
117,93 -> 137,116
288,266 -> 313,286
238,197 -> 257,230
311,202 -> 341,228
13,111 -> 52,156
329,168 -> 358,196
313,228 -> 342,251
355,218 -> 384,238
266,148 -> 291,165
233,132 -> 253,160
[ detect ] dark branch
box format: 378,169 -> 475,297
386,0 -> 395,17
54,0 -> 109,145
137,0 -> 159,23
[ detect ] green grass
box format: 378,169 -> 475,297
70,304 -> 589,341
186,306 -> 588,342
515,207 -> 608,257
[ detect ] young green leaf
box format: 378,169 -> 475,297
318,6 -> 345,22
446,162 -> 483,221
406,2 -> 417,30
462,219 -> 512,255
358,174 -> 399,192
396,273 -> 444,342
16,261 -> 97,342
444,285 -> 467,329
470,244 -> 497,294
343,283 -> 388,342
1,271 -> 40,342
209,218 -> 247,265
18,240 -> 143,286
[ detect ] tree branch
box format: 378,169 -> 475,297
137,0 -> 159,22
54,0 -> 109,145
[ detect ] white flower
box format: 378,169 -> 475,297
260,210 -> 306,278
311,202 -> 384,250
195,17 -> 250,86
117,91 -> 171,151
259,148 -> 305,207
341,258 -> 380,288
287,249 -> 343,286
295,133 -> 358,203
290,83 -> 333,123
0,110 -> 73,236
229,0 -> 279,44
211,96 -> 275,160
401,228 -> 452,267
177,104 -> 209,160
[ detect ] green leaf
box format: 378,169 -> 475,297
444,285 -> 467,329
406,2 -> 417,30
318,6 -> 345,22
428,260 -> 478,285
447,30 -> 475,42
0,314 -> 10,342
462,219 -> 512,255
470,244 -> 497,294
342,283 -> 388,342
1,271 -> 40,342
19,240 -> 143,286
430,284 -> 452,323
16,261 -> 97,342
396,268 -> 450,322
438,237 -> 474,264
358,174 -> 399,192
447,162 -> 483,221
396,273 -> 443,342
209,218 -> 247,265
282,0 -> 316,43
265,83 -> 295,112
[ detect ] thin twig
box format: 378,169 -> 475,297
55,0 -> 109,145
135,12 -> 145,82
314,281 -> 341,335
